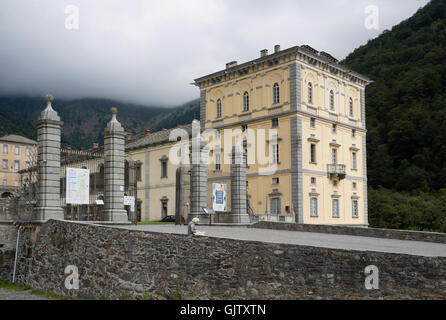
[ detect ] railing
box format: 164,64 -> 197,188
327,164 -> 346,179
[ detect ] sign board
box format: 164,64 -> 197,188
212,183 -> 227,212
66,168 -> 90,205
124,196 -> 135,212
202,207 -> 216,215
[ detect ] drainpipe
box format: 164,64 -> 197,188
12,226 -> 21,283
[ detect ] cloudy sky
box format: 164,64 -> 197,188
0,0 -> 429,106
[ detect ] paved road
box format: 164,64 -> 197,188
0,288 -> 48,300
113,224 -> 446,258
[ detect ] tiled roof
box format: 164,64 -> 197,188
0,134 -> 37,145
125,124 -> 193,151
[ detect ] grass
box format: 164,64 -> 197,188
0,280 -> 83,300
0,280 -> 30,292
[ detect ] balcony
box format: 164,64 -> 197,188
327,164 -> 346,180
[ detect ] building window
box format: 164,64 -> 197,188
352,152 -> 357,170
310,198 -> 318,217
332,199 -> 339,218
242,124 -> 248,133
271,198 -> 281,214
243,92 -> 249,111
332,148 -> 337,164
3,145 -> 7,154
14,145 -> 19,155
25,161 -> 30,169
310,144 -> 316,163
329,90 -> 334,110
136,163 -> 142,181
353,182 -> 357,189
2,179 -> 6,186
272,144 -> 279,164
161,160 -> 168,178
2,159 -> 7,169
216,99 -> 222,118
272,118 -> 279,128
352,200 -> 359,217
308,82 -> 313,104
352,129 -> 356,138
310,118 -> 316,128
26,147 -> 30,156
273,83 -> 280,104
14,160 -> 19,171
332,124 -> 337,133
311,177 -> 316,185
349,98 -> 354,117
215,153 -> 221,171
272,178 -> 279,185
333,180 -> 338,187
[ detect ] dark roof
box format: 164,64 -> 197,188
125,124 -> 193,151
0,134 -> 37,145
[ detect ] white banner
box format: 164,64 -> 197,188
66,168 -> 90,205
212,183 -> 227,212
124,196 -> 135,212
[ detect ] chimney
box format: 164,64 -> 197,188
260,49 -> 268,57
125,133 -> 132,141
274,45 -> 281,53
145,130 -> 151,136
92,143 -> 99,149
226,61 -> 238,69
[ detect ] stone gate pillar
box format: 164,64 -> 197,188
102,108 -> 128,223
34,94 -> 64,221
230,144 -> 250,224
188,120 -> 209,223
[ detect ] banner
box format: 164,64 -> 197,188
66,167 -> 90,205
212,183 -> 227,212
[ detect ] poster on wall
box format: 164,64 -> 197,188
66,167 -> 90,205
212,183 -> 227,212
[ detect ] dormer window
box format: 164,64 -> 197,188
217,99 -> 222,118
273,83 -> 280,104
243,92 -> 249,111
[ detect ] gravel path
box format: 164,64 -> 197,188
112,224 -> 446,258
0,288 -> 48,300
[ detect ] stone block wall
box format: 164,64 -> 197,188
0,224 -> 17,281
8,220 -> 446,300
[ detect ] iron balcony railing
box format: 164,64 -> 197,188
327,164 -> 346,179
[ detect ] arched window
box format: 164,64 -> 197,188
308,82 -> 313,104
243,92 -> 249,111
217,99 -> 222,118
329,90 -> 334,110
349,98 -> 354,117
273,83 -> 280,104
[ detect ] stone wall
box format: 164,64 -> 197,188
250,221 -> 446,244
9,220 -> 446,300
0,224 -> 17,281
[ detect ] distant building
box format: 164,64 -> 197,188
0,133 -> 37,198
193,44 -> 372,225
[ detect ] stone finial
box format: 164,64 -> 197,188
39,93 -> 60,121
105,106 -> 124,132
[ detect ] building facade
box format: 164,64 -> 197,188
194,44 -> 372,226
0,133 -> 37,198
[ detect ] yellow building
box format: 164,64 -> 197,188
0,133 -> 37,198
194,44 -> 372,226
126,126 -> 192,222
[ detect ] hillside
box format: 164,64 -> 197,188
343,0 -> 446,231
0,96 -> 199,149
